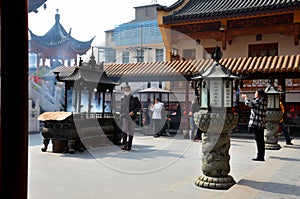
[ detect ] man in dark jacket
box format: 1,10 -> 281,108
120,85 -> 141,151
189,98 -> 202,141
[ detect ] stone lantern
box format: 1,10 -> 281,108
192,46 -> 240,190
264,84 -> 283,150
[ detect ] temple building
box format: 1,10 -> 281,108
154,0 -> 300,126
42,1 -> 300,133
102,0 -> 300,133
29,9 -> 95,71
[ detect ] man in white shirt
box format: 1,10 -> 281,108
150,98 -> 164,138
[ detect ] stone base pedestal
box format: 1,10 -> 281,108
194,111 -> 238,190
195,174 -> 235,190
264,110 -> 282,150
265,143 -> 281,150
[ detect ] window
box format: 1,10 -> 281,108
145,9 -> 149,18
106,48 -> 116,63
122,51 -> 129,63
182,49 -> 196,60
172,48 -> 179,60
249,43 -> 278,57
137,49 -> 144,62
28,53 -> 37,68
155,49 -> 164,62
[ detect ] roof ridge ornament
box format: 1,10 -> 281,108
55,9 -> 60,22
211,46 -> 222,63
79,47 -> 104,71
88,47 -> 96,68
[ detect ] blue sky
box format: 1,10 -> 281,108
28,0 -> 176,46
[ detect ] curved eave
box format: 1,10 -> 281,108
29,23 -> 93,53
156,0 -> 185,12
29,28 -> 69,47
28,0 -> 47,13
69,36 -> 95,54
52,66 -> 119,86
163,1 -> 300,24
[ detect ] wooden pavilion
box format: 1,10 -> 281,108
29,9 -> 95,71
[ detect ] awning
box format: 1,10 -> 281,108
104,54 -> 300,80
43,55 -> 300,82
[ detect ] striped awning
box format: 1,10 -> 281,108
44,54 -> 300,81
104,54 -> 300,80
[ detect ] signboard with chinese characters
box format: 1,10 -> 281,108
224,81 -> 232,107
209,80 -> 222,107
267,95 -> 274,108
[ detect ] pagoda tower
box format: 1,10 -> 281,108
29,9 -> 95,71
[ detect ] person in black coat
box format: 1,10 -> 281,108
120,85 -> 141,151
242,89 -> 268,161
189,98 -> 203,141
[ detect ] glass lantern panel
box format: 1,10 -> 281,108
80,88 -> 89,112
201,86 -> 208,108
209,80 -> 222,107
67,88 -> 74,112
104,91 -> 112,113
267,95 -> 274,109
224,80 -> 232,107
275,95 -> 280,109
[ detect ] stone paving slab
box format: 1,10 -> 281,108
28,133 -> 300,199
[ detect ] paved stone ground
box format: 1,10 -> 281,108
28,132 -> 300,199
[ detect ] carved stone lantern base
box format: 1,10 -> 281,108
265,110 -> 282,150
195,174 -> 235,190
265,143 -> 281,150
194,111 -> 238,190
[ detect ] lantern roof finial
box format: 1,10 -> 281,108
212,46 -> 222,63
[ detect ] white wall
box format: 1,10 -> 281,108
174,33 -> 300,59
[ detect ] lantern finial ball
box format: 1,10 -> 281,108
212,46 -> 222,63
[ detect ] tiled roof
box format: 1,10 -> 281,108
156,0 -> 185,12
28,0 -> 47,13
69,67 -> 118,85
29,12 -> 94,55
44,55 -> 300,82
104,54 -> 300,80
162,0 -> 300,24
45,65 -> 118,85
43,66 -> 76,79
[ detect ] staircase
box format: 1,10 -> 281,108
29,79 -> 62,112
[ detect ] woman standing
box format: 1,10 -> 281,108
242,89 -> 268,161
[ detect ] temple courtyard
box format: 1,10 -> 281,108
28,132 -> 300,199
